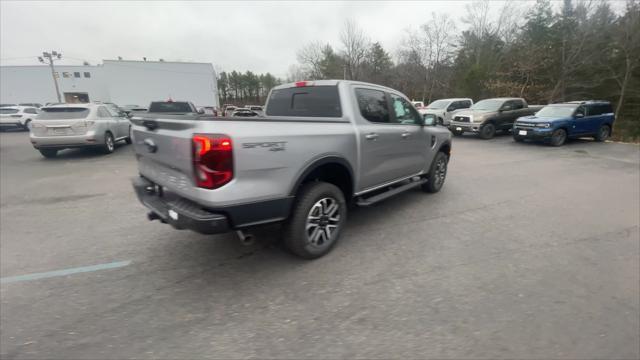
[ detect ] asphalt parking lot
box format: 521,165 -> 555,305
1,129 -> 639,359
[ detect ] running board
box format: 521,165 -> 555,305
356,178 -> 427,206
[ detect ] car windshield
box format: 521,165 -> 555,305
38,107 -> 90,120
0,108 -> 19,114
536,106 -> 577,117
471,99 -> 504,111
427,100 -> 449,109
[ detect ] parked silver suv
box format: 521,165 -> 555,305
30,103 -> 131,158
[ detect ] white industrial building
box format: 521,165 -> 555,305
0,60 -> 219,107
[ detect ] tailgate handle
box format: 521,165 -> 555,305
142,120 -> 158,131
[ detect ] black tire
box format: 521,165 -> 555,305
437,117 -> 444,126
594,124 -> 610,142
23,119 -> 31,131
39,149 -> 58,158
479,123 -> 496,139
422,152 -> 449,193
283,182 -> 347,259
549,128 -> 567,147
451,129 -> 463,136
125,127 -> 133,144
101,132 -> 115,154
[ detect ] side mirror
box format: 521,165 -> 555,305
126,113 -> 133,119
197,109 -> 205,115
575,113 -> 584,118
422,114 -> 437,126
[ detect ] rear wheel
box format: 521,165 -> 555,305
101,132 -> 115,154
39,149 -> 58,158
283,182 -> 346,259
125,127 -> 133,144
594,125 -> 610,142
422,152 -> 449,193
549,128 -> 567,146
479,123 -> 496,139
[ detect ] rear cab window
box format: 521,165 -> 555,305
149,102 -> 193,113
266,86 -> 341,117
38,107 -> 90,120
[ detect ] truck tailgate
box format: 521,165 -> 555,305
131,118 -> 196,194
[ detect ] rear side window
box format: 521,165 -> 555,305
38,108 -> 89,120
356,88 -> 390,123
266,86 -> 341,117
589,103 -> 613,116
24,108 -> 38,114
511,100 -> 525,109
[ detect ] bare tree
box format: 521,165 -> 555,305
608,0 -> 640,116
340,19 -> 369,80
296,41 -> 324,80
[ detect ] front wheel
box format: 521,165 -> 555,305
283,182 -> 347,259
549,128 -> 567,146
594,125 -> 610,142
479,123 -> 496,139
422,152 -> 449,193
451,128 -> 463,136
125,127 -> 133,144
23,119 -> 31,131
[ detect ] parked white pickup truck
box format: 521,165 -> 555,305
131,80 -> 452,258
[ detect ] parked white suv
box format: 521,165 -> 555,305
30,103 -> 131,158
0,106 -> 40,130
420,98 -> 473,126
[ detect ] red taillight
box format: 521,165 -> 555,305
295,81 -> 313,87
192,134 -> 233,189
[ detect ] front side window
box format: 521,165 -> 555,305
24,108 -> 38,114
355,88 -> 390,123
390,94 -> 421,125
575,106 -> 586,117
462,100 -> 472,108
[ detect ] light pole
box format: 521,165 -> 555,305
38,51 -> 62,103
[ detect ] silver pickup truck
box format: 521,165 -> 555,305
131,80 -> 452,258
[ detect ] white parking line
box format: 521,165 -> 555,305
1,260 -> 131,284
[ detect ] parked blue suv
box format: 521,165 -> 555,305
513,101 -> 615,146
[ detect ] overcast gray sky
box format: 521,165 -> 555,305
0,1 -> 624,78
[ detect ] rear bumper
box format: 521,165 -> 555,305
0,122 -> 22,128
132,176 -> 293,234
30,132 -> 101,149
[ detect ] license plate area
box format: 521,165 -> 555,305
518,130 -> 527,136
49,127 -> 70,135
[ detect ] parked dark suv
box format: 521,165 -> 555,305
513,100 -> 615,146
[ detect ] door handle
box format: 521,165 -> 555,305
401,132 -> 411,139
365,133 -> 378,140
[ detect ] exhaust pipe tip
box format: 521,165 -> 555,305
147,211 -> 160,221
236,230 -> 255,246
